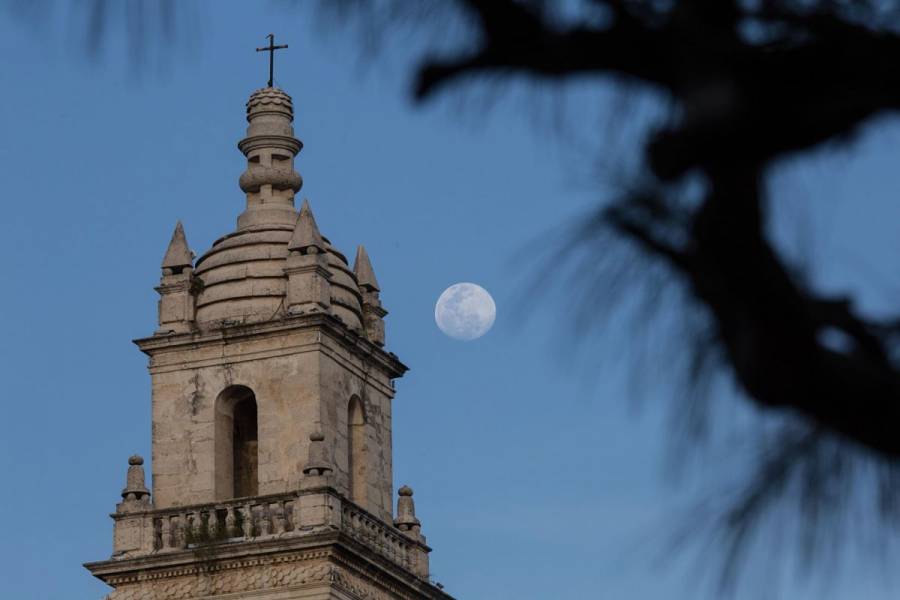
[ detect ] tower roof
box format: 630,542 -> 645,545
193,214 -> 364,332
191,86 -> 364,331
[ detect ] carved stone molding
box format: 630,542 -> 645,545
102,548 -> 330,585
106,561 -> 331,600
239,167 -> 303,193
331,566 -> 395,600
104,562 -> 403,600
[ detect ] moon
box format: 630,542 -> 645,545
434,283 -> 496,341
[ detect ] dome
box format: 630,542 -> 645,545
193,220 -> 364,330
246,87 -> 294,118
189,86 -> 363,331
152,85 -> 387,343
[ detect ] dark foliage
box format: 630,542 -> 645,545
402,0 -> 900,460
318,0 -> 900,589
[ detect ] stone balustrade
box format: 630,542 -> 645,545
341,500 -> 426,578
111,487 -> 429,579
151,493 -> 297,550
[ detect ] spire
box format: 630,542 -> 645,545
236,86 -> 303,230
284,199 -> 332,314
161,221 -> 192,272
288,199 -> 325,253
353,245 -> 380,292
354,245 -> 387,346
156,222 -> 196,335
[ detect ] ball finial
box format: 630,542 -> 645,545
128,455 -> 144,466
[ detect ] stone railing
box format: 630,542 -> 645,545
151,493 -> 297,549
340,499 -> 425,577
111,487 -> 429,579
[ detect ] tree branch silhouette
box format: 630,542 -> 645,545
320,1 -> 900,586
410,0 -> 900,462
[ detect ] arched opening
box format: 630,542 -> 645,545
215,385 -> 258,500
233,395 -> 258,497
348,396 -> 367,505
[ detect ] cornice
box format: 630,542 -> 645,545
133,313 -> 408,381
84,530 -> 452,600
84,534 -> 337,584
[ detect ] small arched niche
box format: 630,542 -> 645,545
347,395 -> 367,506
215,385 -> 259,500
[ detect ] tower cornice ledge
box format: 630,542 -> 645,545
133,313 -> 408,381
85,537 -> 451,600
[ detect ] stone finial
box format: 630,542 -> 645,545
353,245 -> 380,292
161,221 -> 193,273
288,199 -> 325,254
394,485 -> 422,539
303,431 -> 333,476
245,87 -> 294,122
284,200 -> 332,315
118,455 -> 151,513
354,245 -> 387,346
155,222 -> 196,335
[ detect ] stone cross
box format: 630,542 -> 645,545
256,33 -> 288,88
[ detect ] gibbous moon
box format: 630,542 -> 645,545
434,283 -> 496,341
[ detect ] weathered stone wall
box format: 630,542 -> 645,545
319,348 -> 395,523
146,323 -> 396,520
150,327 -> 319,508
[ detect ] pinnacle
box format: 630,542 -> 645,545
353,245 -> 380,292
161,221 -> 193,270
288,199 -> 325,253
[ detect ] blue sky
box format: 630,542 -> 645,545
2,2 -> 900,598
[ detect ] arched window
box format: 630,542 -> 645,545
232,395 -> 258,497
347,396 -> 367,505
215,385 -> 258,499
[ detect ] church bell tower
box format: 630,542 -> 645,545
84,55 -> 452,600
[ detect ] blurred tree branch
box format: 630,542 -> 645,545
406,0 -> 900,460
316,0 -> 900,586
